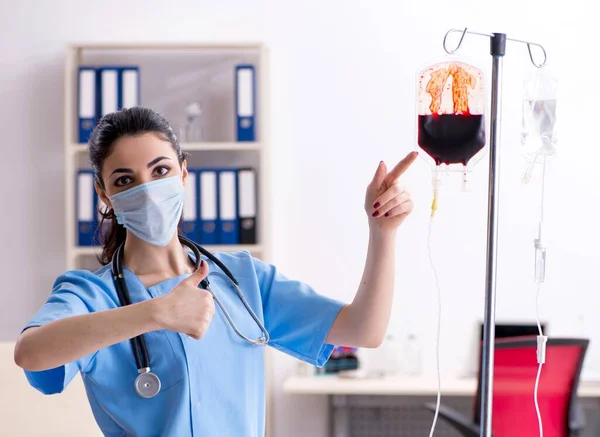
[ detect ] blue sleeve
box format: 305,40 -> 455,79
252,257 -> 347,367
22,271 -> 100,395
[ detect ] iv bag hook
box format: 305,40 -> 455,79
511,37 -> 547,68
443,27 -> 493,54
443,28 -> 547,68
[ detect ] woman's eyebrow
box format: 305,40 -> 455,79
109,157 -> 172,178
109,167 -> 133,177
147,156 -> 171,168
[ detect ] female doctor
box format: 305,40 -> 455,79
14,107 -> 417,437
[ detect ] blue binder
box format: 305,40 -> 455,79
76,170 -> 96,246
198,169 -> 218,245
97,67 -> 120,118
78,67 -> 97,143
182,168 -> 199,242
97,66 -> 140,117
119,66 -> 140,109
235,65 -> 256,142
217,169 -> 239,245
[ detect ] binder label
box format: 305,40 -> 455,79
238,170 -> 256,217
78,173 -> 94,221
79,70 -> 96,119
237,68 -> 254,117
101,69 -> 119,116
183,172 -> 197,220
200,172 -> 217,220
122,69 -> 139,109
219,171 -> 236,220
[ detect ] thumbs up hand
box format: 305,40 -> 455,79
366,151 -> 418,233
155,260 -> 215,340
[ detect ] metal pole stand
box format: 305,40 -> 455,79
441,28 -> 548,437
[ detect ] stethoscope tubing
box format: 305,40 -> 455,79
111,235 -> 270,376
113,243 -> 150,370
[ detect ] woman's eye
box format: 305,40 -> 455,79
115,176 -> 133,187
154,166 -> 170,177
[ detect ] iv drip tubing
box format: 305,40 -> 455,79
427,216 -> 442,437
534,283 -> 545,437
534,157 -> 548,437
534,362 -> 544,437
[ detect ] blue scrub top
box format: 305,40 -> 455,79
22,250 -> 345,437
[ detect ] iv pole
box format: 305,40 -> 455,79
441,28 -> 548,437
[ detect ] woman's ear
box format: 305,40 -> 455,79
181,159 -> 189,187
95,182 -> 111,210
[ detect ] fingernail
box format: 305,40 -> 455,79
373,202 -> 380,209
385,212 -> 389,217
372,211 -> 379,217
200,260 -> 205,267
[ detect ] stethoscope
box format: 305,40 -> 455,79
111,234 -> 270,399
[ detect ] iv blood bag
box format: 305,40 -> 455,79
521,66 -> 557,159
416,59 -> 487,175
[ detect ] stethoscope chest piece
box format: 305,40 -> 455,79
135,368 -> 161,399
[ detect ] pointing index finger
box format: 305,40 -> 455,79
384,151 -> 418,184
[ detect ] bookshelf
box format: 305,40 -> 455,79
64,42 -> 271,269
63,42 -> 273,434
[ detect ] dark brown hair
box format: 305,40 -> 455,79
89,107 -> 187,265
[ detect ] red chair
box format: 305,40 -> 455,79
425,337 -> 589,437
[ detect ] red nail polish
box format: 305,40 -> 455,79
372,211 -> 379,217
373,202 -> 380,209
385,212 -> 389,217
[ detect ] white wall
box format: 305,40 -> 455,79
1,0 -> 595,436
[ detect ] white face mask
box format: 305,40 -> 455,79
109,175 -> 185,246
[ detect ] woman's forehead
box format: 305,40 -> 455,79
104,133 -> 177,168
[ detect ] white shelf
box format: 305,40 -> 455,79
68,42 -> 264,51
72,245 -> 263,257
69,141 -> 260,154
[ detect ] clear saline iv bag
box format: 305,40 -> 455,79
521,66 -> 557,285
416,57 -> 487,209
521,66 -> 557,184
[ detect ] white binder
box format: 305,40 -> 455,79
121,67 -> 139,109
99,68 -> 119,116
78,67 -> 96,143
237,168 -> 257,244
199,170 -> 218,244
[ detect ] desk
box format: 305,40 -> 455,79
283,375 -> 600,437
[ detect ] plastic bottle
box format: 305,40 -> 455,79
402,334 -> 422,376
381,335 -> 401,375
